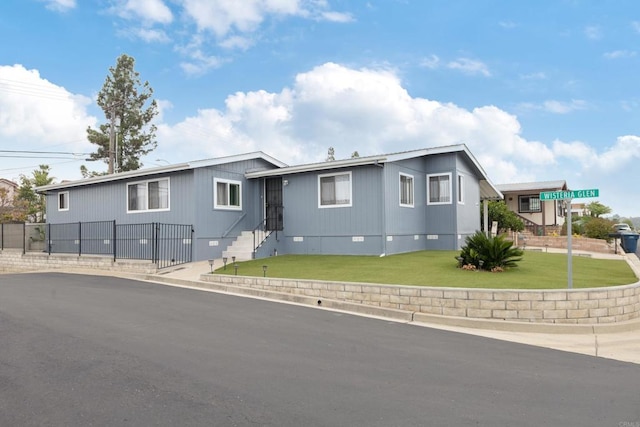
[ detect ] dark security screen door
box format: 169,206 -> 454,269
265,177 -> 283,231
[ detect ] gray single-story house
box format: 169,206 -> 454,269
36,144 -> 502,263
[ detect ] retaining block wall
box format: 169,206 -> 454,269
0,251 -> 158,274
201,275 -> 640,324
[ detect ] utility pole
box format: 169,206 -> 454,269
108,107 -> 116,174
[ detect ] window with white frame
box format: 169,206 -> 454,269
58,191 -> 69,211
457,174 -> 464,204
319,171 -> 352,208
127,178 -> 169,212
214,178 -> 242,210
399,173 -> 414,207
519,195 -> 541,213
427,173 -> 451,205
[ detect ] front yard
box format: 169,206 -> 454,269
214,250 -> 637,289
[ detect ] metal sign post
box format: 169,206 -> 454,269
539,189 -> 600,289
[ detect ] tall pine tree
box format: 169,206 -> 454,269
86,54 -> 158,174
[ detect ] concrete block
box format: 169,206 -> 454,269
567,291 -> 590,301
518,310 -> 543,320
589,308 -> 608,318
420,289 -> 444,298
455,299 -> 481,309
466,309 -> 492,318
492,309 -> 519,319
555,300 -> 579,310
518,292 -> 544,301
380,286 -> 399,295
543,292 -> 567,301
389,295 -> 411,305
494,292 -> 519,301
443,290 -> 467,299
577,300 -> 599,309
399,287 -> 421,297
531,300 -> 556,310
543,310 -> 567,319
480,300 -> 505,310
468,291 -> 493,300
566,309 -> 589,319
409,296 -> 432,306
505,300 -> 530,310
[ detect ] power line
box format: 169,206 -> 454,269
0,150 -> 91,156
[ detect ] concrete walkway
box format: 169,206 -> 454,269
146,252 -> 640,366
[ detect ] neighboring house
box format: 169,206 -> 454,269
571,203 -> 590,217
496,180 -> 568,235
36,144 -> 502,263
0,178 -> 19,217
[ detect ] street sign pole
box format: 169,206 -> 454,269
539,188 -> 599,289
566,199 -> 572,289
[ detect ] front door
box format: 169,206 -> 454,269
265,177 -> 283,231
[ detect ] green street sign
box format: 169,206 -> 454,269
539,188 -> 599,201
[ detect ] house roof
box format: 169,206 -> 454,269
0,178 -> 18,189
35,151 -> 287,193
245,144 -> 503,200
495,180 -> 567,193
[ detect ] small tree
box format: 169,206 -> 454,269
351,151 -> 360,158
481,200 -> 524,233
86,53 -> 158,174
15,165 -> 54,223
586,201 -> 612,218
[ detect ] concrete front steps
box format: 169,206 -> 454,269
222,231 -> 256,261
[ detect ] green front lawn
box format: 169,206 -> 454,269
214,251 -> 637,289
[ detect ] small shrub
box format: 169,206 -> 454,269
457,231 -> 523,270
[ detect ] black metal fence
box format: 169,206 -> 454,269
0,221 -> 194,269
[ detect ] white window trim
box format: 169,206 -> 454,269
58,191 -> 69,211
126,177 -> 171,214
214,178 -> 242,211
399,172 -> 414,208
318,171 -> 353,209
457,174 -> 465,204
427,172 -> 452,205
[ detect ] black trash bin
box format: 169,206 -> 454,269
620,232 -> 639,254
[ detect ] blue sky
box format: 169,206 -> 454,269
1,0 -> 639,216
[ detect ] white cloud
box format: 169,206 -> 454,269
584,25 -> 602,40
447,58 -> 491,77
519,99 -> 589,114
131,28 -> 171,43
604,50 -> 636,59
154,62 -> 555,185
219,35 -> 255,50
39,0 -> 76,12
111,0 -> 173,24
0,65 -> 97,178
319,11 -> 354,23
420,55 -> 440,69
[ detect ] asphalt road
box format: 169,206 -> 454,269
0,273 -> 638,427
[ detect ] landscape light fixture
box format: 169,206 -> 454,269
232,256 -> 236,263
456,256 -> 464,268
478,260 -> 484,271
208,259 -> 214,273
234,263 -> 238,276
262,265 -> 268,277
223,257 -> 228,270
